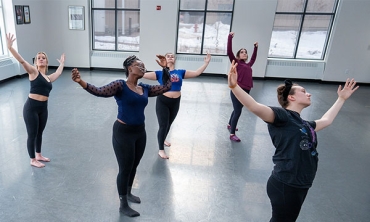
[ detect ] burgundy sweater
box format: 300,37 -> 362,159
227,34 -> 257,90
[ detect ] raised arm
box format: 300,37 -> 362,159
147,67 -> 172,97
143,71 -> 157,80
6,33 -> 38,76
184,52 -> 211,78
143,54 -> 168,81
227,32 -> 237,62
247,42 -> 258,66
71,68 -> 123,97
228,60 -> 275,123
314,79 -> 359,132
48,53 -> 65,82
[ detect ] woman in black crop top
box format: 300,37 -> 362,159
7,33 -> 65,168
71,55 -> 171,217
227,61 -> 359,221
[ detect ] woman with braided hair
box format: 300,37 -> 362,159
71,55 -> 171,217
227,60 -> 359,221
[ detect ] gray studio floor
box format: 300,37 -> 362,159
0,69 -> 369,222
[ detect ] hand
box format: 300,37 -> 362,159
230,32 -> 235,38
71,68 -> 81,83
57,53 -> 65,65
204,52 -> 211,64
337,78 -> 359,100
254,42 -> 258,47
155,54 -> 167,68
6,33 -> 16,49
228,60 -> 238,88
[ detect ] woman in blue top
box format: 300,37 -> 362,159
7,33 -> 65,168
143,52 -> 211,159
227,60 -> 359,221
71,55 -> 171,217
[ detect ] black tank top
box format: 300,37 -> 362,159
29,72 -> 52,97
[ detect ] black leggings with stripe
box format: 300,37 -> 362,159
112,121 -> 146,196
23,98 -> 48,159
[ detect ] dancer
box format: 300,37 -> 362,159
143,52 -> 211,159
71,55 -> 171,217
227,32 -> 258,142
6,33 -> 65,168
227,60 -> 359,221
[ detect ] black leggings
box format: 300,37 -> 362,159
23,98 -> 48,159
155,95 -> 181,150
267,176 -> 309,222
112,121 -> 146,196
228,88 -> 250,134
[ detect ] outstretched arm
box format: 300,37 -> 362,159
228,60 -> 275,123
184,52 -> 211,78
143,54 -> 167,80
6,33 -> 38,76
71,68 -> 122,97
247,42 -> 258,66
315,79 -> 359,132
143,71 -> 157,80
48,53 -> 65,82
227,32 -> 237,63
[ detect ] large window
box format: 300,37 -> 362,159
91,0 -> 140,51
177,0 -> 234,55
0,0 -> 5,56
268,0 -> 338,60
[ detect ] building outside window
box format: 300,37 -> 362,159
268,0 -> 339,60
91,0 -> 140,51
177,0 -> 234,55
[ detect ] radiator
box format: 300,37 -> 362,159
90,51 -> 137,69
0,58 -> 20,81
265,59 -> 325,80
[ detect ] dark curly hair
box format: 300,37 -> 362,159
123,55 -> 139,77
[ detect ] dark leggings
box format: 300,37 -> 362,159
155,95 -> 181,150
267,176 -> 309,222
23,98 -> 48,159
228,88 -> 250,134
112,121 -> 146,196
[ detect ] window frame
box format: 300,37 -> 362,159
91,0 -> 140,52
176,0 -> 235,55
269,0 -> 339,60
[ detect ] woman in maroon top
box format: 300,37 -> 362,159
227,32 -> 258,142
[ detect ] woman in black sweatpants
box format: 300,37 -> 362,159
7,33 -> 65,168
155,94 -> 180,153
23,99 -> 48,159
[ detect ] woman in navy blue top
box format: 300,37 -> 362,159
227,61 -> 359,221
7,33 -> 65,168
71,55 -> 171,217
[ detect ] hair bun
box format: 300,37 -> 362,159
282,79 -> 293,101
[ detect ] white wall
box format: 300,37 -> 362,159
10,0 -> 90,74
6,0 -> 370,83
231,0 -> 277,78
324,0 -> 370,83
139,0 -> 179,71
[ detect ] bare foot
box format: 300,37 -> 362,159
164,141 -> 171,147
158,150 -> 169,159
30,159 -> 45,168
36,155 -> 50,162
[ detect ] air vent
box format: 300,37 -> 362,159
267,60 -> 318,68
